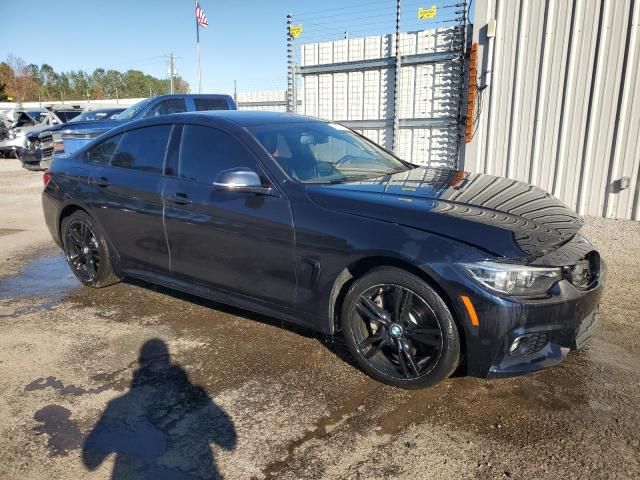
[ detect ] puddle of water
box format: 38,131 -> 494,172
25,376 -> 112,396
0,254 -> 80,302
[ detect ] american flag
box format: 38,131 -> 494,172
195,1 -> 208,28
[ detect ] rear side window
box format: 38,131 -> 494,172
178,125 -> 255,184
111,125 -> 172,174
85,133 -> 123,165
146,99 -> 187,117
194,98 -> 229,111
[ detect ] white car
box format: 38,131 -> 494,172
0,109 -> 63,159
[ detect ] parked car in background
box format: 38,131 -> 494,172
42,111 -> 605,389
59,94 -> 237,155
0,108 -> 69,159
52,108 -> 83,123
21,107 -> 126,170
68,108 -> 125,123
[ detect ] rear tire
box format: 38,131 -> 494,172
61,211 -> 121,288
342,267 -> 460,389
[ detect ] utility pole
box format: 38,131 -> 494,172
167,53 -> 176,94
233,80 -> 237,103
391,0 -> 402,153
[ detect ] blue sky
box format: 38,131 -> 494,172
0,0 -> 466,96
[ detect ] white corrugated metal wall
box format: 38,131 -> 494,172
299,27 -> 463,167
465,0 -> 640,220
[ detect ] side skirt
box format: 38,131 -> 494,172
123,268 -> 331,334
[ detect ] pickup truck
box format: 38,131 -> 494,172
58,94 -> 237,158
25,94 -> 237,169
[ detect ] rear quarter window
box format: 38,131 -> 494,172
194,98 -> 229,111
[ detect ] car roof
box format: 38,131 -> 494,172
151,93 -> 233,100
99,111 -> 327,141
176,110 -> 325,127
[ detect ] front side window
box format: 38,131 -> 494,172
111,125 -> 172,174
146,99 -> 187,117
249,122 -> 411,183
177,125 -> 257,185
194,98 -> 229,111
84,133 -> 123,165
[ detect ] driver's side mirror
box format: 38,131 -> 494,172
213,168 -> 274,195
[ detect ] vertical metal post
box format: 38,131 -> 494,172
391,0 -> 402,153
169,53 -> 175,94
196,16 -> 202,93
292,61 -> 297,113
286,13 -> 294,112
233,80 -> 237,103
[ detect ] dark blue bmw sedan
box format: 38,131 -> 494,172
42,111 -> 604,389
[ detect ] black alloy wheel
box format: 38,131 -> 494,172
61,211 -> 121,288
65,219 -> 100,283
342,267 -> 460,389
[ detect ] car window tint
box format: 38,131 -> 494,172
84,133 -> 123,165
178,125 -> 256,184
194,98 -> 229,111
111,125 -> 172,173
147,99 -> 187,117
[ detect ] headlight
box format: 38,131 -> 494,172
461,261 -> 562,296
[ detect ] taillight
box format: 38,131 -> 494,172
43,170 -> 52,189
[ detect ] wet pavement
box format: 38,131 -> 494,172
0,217 -> 639,479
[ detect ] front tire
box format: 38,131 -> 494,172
342,267 -> 460,389
61,211 -> 121,288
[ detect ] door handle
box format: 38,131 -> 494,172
165,192 -> 192,205
91,176 -> 110,187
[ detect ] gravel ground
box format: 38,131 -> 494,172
0,160 -> 638,479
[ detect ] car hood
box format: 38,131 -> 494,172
58,119 -> 125,134
305,167 -> 584,260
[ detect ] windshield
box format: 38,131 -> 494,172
70,109 -> 123,123
249,122 -> 412,183
24,111 -> 47,123
113,98 -> 153,120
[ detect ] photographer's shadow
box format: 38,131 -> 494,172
82,339 -> 236,479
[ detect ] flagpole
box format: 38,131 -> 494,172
196,14 -> 201,93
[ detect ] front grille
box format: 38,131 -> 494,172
40,134 -> 53,145
42,147 -> 54,159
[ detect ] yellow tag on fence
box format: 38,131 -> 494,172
289,25 -> 303,38
418,5 -> 437,20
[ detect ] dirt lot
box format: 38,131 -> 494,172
0,159 -> 638,479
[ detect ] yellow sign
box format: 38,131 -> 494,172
289,24 -> 303,38
418,5 -> 437,20
7,96 -> 13,101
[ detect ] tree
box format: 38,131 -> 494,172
1,54 -> 191,102
4,55 -> 38,101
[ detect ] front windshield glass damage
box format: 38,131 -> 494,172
249,122 -> 413,184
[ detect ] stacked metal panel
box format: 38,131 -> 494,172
299,27 -> 463,167
466,0 -> 640,220
236,91 -> 287,112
